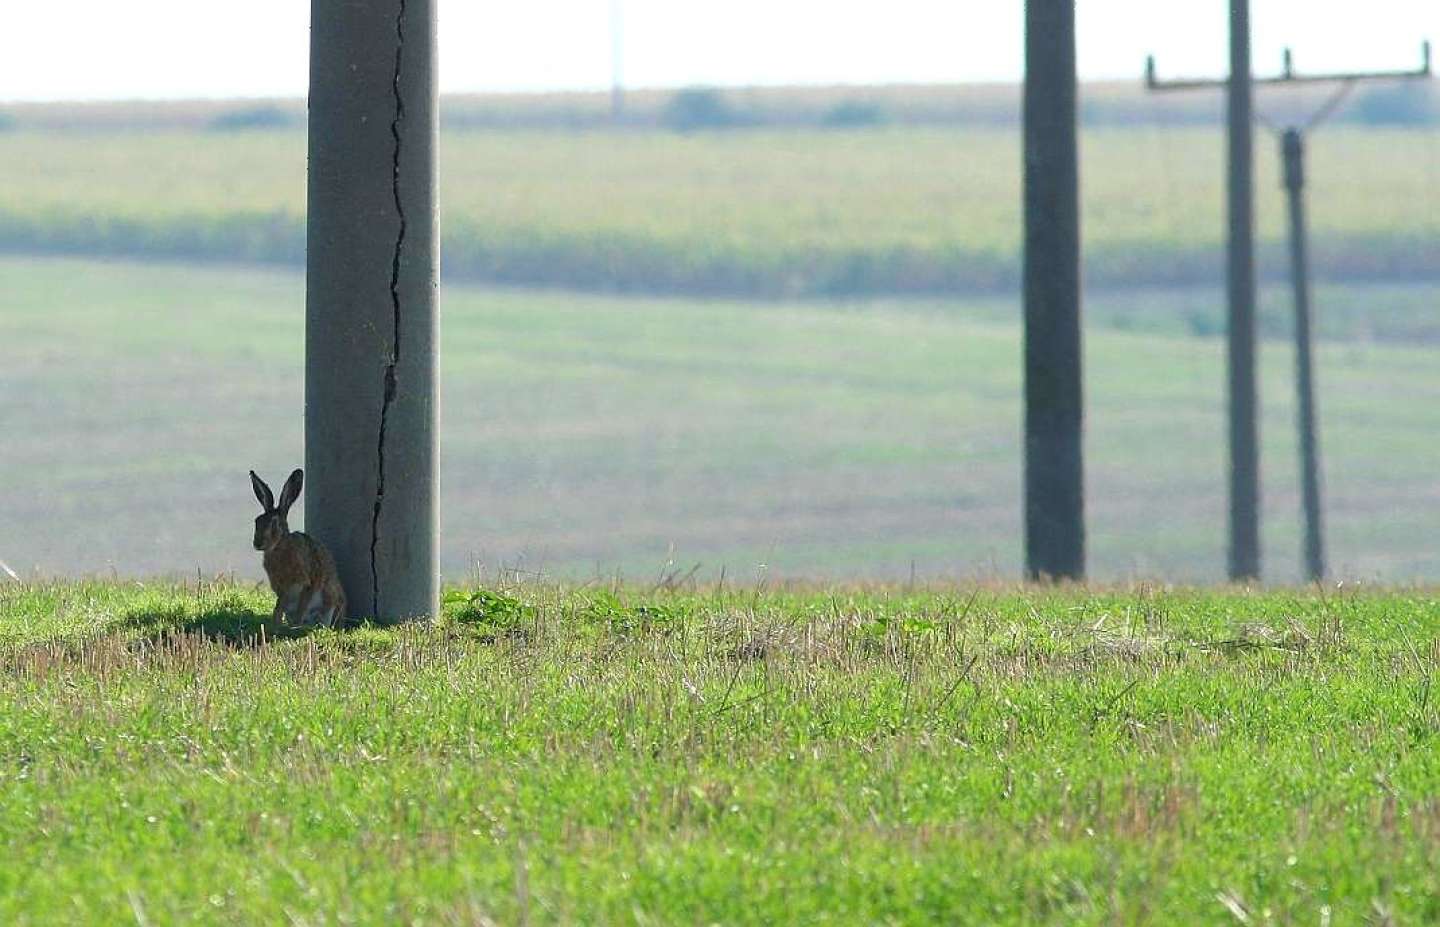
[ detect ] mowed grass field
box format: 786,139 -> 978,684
4,255 -> 1440,584
1,125 -> 1438,294
3,581 -> 1440,922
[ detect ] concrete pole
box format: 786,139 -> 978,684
1226,0 -> 1261,581
1281,129 -> 1326,581
1022,0 -> 1085,581
306,0 -> 439,621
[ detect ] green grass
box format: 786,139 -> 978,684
4,255 -> 1440,584
3,580 -> 1440,923
2,124 -> 1438,296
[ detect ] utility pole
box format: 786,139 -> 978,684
1225,1 -> 1259,583
1145,3 -> 1259,581
1273,46 -> 1430,581
1148,40 -> 1431,584
307,0 -> 440,622
1280,126 -> 1325,581
1022,0 -> 1084,581
610,0 -> 626,122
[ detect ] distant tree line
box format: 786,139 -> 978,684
3,82 -> 1435,134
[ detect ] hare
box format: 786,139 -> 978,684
250,468 -> 347,628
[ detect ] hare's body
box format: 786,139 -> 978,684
263,531 -> 346,627
251,469 -> 347,628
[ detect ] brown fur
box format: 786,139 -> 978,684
262,532 -> 347,628
251,469 -> 348,628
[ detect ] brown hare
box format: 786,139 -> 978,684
250,469 -> 347,628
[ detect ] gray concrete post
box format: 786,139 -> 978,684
305,0 -> 439,621
1226,0 -> 1261,581
1022,0 -> 1085,581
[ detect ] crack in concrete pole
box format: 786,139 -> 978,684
306,0 -> 438,623
370,0 -> 409,617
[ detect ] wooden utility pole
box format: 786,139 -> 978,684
1274,45 -> 1429,581
306,0 -> 439,621
1148,39 -> 1430,583
1022,0 -> 1084,581
1279,127 -> 1325,580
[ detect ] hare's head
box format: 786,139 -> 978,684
250,469 -> 303,551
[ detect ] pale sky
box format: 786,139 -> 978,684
1,1 -> 1435,102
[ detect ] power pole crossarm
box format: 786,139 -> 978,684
1147,40 -> 1432,90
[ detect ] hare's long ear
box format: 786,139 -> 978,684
250,470 -> 274,512
278,468 -> 304,515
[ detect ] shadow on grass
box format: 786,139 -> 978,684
119,603 -> 318,648
118,598 -> 410,648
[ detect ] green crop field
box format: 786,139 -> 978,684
3,580 -> 1439,923
4,255 -> 1440,585
2,123 -> 1438,296
8,90 -> 1440,925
